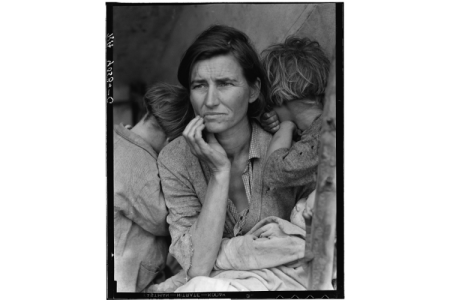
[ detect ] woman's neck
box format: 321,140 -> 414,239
215,118 -> 252,161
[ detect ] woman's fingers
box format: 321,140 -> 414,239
183,115 -> 201,137
183,116 -> 204,155
193,123 -> 209,152
251,226 -> 266,238
252,223 -> 272,238
200,132 -> 230,171
183,117 -> 230,172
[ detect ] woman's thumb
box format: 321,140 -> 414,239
206,132 -> 218,144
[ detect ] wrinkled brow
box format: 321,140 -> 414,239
190,77 -> 238,85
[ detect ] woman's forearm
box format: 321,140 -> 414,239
188,170 -> 230,278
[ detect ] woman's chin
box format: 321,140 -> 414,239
205,123 -> 227,134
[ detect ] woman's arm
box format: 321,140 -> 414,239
163,116 -> 231,278
189,169 -> 230,277
184,117 -> 231,277
266,121 -> 296,158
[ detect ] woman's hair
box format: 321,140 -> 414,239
261,37 -> 330,109
143,83 -> 194,141
177,25 -> 268,119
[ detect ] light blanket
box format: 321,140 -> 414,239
175,216 -> 309,292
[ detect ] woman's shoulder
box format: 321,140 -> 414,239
158,136 -> 193,167
250,120 -> 273,156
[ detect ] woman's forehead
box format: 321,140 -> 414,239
190,54 -> 244,80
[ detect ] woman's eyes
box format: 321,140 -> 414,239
192,82 -> 232,89
192,84 -> 205,89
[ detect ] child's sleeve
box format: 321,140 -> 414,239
263,125 -> 320,188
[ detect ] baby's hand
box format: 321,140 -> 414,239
260,110 -> 280,134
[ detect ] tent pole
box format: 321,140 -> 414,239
306,51 -> 337,290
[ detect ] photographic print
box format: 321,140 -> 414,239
106,3 -> 343,298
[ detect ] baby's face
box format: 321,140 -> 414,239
306,190 -> 316,210
290,198 -> 307,229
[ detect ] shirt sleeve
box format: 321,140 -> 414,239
263,126 -> 320,189
157,157 -> 202,274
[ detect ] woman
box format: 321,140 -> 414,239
157,25 -> 310,280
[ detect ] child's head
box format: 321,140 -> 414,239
262,37 -> 330,110
143,83 -> 194,142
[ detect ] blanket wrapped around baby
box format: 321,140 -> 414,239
149,215 -> 309,292
179,216 -> 309,291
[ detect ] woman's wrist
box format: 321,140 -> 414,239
211,168 -> 231,179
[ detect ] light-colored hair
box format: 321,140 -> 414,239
262,37 -> 330,109
143,83 -> 194,141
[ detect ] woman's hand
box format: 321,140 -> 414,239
260,110 -> 280,134
183,116 -> 231,173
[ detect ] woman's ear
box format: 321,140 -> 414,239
249,77 -> 261,104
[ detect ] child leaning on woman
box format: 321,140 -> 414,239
260,37 -> 331,233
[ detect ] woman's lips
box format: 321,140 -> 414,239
203,113 -> 225,120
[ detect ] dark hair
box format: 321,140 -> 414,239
143,83 -> 194,141
262,37 -> 330,108
177,25 -> 268,119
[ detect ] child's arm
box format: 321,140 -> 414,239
263,116 -> 322,189
266,121 -> 297,158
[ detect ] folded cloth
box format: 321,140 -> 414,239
211,265 -> 308,291
174,216 -> 309,292
145,270 -> 187,293
175,276 -> 240,292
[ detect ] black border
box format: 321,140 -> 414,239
335,2 -> 344,298
106,2 -> 344,299
106,2 -> 116,297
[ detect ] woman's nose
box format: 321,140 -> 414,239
204,86 -> 219,108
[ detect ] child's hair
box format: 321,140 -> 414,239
143,83 -> 194,141
262,37 -> 330,109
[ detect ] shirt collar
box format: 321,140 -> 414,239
248,121 -> 263,161
114,123 -> 158,160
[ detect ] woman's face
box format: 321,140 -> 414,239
189,54 -> 260,134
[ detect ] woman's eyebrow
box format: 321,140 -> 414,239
190,79 -> 207,85
215,77 -> 237,82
